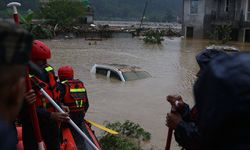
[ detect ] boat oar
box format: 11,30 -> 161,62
165,120 -> 173,150
85,119 -> 119,135
7,2 -> 21,25
30,78 -> 100,150
26,69 -> 46,150
7,2 -> 45,150
165,99 -> 182,150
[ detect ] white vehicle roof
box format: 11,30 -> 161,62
92,64 -> 145,73
91,64 -> 151,82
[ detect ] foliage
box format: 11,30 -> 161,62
99,120 -> 151,150
39,0 -> 86,27
20,9 -> 53,39
20,9 -> 35,31
209,25 -> 232,44
32,25 -> 53,39
143,30 -> 164,44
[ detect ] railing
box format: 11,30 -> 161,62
204,10 -> 244,27
210,10 -> 241,21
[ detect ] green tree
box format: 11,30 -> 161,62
99,120 -> 151,150
20,9 -> 52,39
209,25 -> 232,44
39,0 -> 86,26
143,30 -> 164,44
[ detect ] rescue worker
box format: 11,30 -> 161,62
21,40 -> 69,150
57,65 -> 90,149
0,21 -> 32,149
194,53 -> 250,149
166,48 -> 228,150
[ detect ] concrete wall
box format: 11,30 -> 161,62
183,0 -> 205,38
242,0 -> 248,21
86,16 -> 93,24
240,0 -> 249,42
203,0 -> 217,38
235,0 -> 243,19
239,28 -> 245,42
183,0 -> 249,41
204,0 -> 217,15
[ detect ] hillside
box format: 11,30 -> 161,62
89,0 -> 182,22
0,0 -> 182,22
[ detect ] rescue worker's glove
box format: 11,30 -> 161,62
61,104 -> 70,114
167,95 -> 185,112
24,89 -> 36,105
166,112 -> 183,129
50,112 -> 70,123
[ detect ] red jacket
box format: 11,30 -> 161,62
30,64 -> 59,112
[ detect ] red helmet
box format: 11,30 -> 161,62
58,66 -> 74,80
31,40 -> 51,61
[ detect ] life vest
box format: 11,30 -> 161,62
30,64 -> 59,112
61,79 -> 89,113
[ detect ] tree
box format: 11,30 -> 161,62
20,9 -> 53,39
209,25 -> 232,44
99,120 -> 151,150
143,30 -> 164,44
39,0 -> 86,26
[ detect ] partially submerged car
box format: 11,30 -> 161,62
91,64 -> 151,82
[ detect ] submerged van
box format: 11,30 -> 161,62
91,64 -> 151,82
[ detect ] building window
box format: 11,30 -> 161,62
190,0 -> 199,14
225,0 -> 229,12
247,0 -> 250,20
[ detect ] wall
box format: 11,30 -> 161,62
183,0 -> 205,38
183,0 -> 250,42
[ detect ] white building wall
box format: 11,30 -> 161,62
183,0 -> 206,38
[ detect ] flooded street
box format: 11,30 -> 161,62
44,37 -> 250,149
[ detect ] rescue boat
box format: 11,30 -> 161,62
16,121 -> 102,150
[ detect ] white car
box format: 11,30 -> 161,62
91,64 -> 151,82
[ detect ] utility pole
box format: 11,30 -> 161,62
139,0 -> 149,29
136,0 -> 149,36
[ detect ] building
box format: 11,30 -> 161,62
85,6 -> 94,24
183,0 -> 250,42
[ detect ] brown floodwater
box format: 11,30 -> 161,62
44,37 -> 250,150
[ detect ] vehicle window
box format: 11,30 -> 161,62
122,71 -> 150,81
122,72 -> 138,81
136,71 -> 151,79
96,67 -> 108,76
110,70 -> 121,81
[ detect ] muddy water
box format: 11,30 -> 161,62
44,37 -> 250,149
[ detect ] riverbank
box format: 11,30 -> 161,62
61,21 -> 182,38
28,20 -> 182,39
